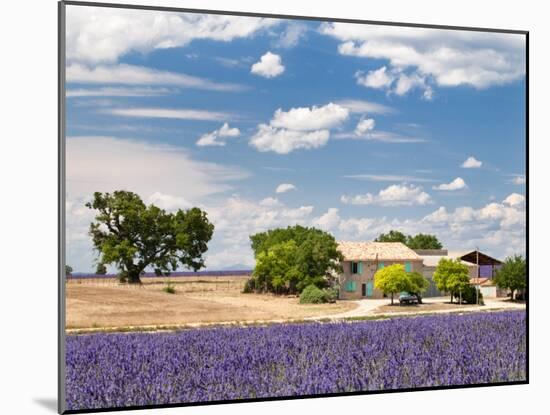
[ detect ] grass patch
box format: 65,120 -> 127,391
162,280 -> 176,294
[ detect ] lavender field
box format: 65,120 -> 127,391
66,311 -> 526,411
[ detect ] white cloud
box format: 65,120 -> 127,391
66,63 -> 244,91
393,71 -> 429,97
67,7 -> 279,64
433,177 -> 467,191
250,125 -> 330,154
276,183 -> 297,193
503,193 -> 525,207
250,52 -> 285,78
66,136 -> 248,201
250,103 -> 349,154
354,118 -> 376,136
335,99 -> 393,115
509,174 -> 526,185
196,123 -> 241,147
334,130 -> 427,143
276,23 -> 308,48
355,66 -> 394,89
320,23 -> 525,92
147,192 -> 192,211
270,102 -> 349,131
66,86 -> 175,97
462,156 -> 483,168
313,208 -> 341,231
271,103 -> 349,131
340,184 -> 432,206
106,107 -> 233,121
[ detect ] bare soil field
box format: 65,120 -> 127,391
65,276 -> 357,329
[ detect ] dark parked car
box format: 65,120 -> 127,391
399,292 -> 419,305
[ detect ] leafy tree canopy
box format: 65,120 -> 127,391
86,191 -> 214,284
375,230 -> 408,244
375,230 -> 442,250
494,254 -> 526,300
433,258 -> 470,302
250,225 -> 343,294
374,265 -> 429,305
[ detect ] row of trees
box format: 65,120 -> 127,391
375,230 -> 443,250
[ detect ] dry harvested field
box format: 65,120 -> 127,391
66,276 -> 357,329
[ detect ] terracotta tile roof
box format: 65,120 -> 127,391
337,241 -> 422,261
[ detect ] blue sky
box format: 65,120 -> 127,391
65,5 -> 526,272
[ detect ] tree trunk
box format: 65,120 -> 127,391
127,268 -> 142,284
450,292 -> 454,304
391,293 -> 394,305
510,289 -> 515,301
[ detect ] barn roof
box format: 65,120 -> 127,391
337,241 -> 421,261
417,250 -> 502,267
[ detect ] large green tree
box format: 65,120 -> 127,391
407,271 -> 430,302
495,255 -> 526,300
374,230 -> 443,249
86,191 -> 214,284
374,264 -> 409,305
433,258 -> 470,303
375,230 -> 408,244
65,265 -> 73,276
406,233 -> 443,249
250,225 -> 343,294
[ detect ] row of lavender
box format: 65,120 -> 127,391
67,270 -> 253,279
66,311 -> 526,410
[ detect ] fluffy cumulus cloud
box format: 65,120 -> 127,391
433,177 -> 467,191
354,118 -> 376,136
271,103 -> 349,131
250,125 -> 330,154
503,192 -> 525,207
421,195 -> 526,257
249,103 -> 349,154
196,123 -> 241,147
462,156 -> 483,168
355,66 -> 394,89
340,184 -> 432,206
320,23 -> 525,97
276,183 -> 297,193
66,7 -> 279,65
250,52 -> 285,78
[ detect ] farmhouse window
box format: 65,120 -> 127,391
405,262 -> 412,272
345,281 -> 357,292
351,261 -> 362,274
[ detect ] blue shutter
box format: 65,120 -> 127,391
378,262 -> 385,270
358,262 -> 363,275
351,281 -> 357,291
405,262 -> 412,272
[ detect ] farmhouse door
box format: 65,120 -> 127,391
361,283 -> 367,297
367,281 -> 373,297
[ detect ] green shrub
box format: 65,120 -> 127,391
322,287 -> 338,303
300,284 -> 327,304
456,285 -> 484,305
163,281 -> 176,294
242,278 -> 256,293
